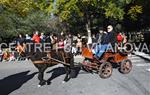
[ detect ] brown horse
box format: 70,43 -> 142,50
17,43 -> 75,87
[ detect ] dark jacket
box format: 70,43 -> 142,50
96,33 -> 106,44
101,31 -> 117,46
17,37 -> 25,45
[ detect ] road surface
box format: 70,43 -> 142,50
0,54 -> 150,95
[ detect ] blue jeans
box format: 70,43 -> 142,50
93,44 -> 108,58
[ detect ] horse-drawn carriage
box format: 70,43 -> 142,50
81,46 -> 132,78
18,40 -> 132,86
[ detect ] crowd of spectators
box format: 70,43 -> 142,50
0,31 -> 84,62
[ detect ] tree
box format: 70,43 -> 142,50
50,0 -> 137,40
0,0 -> 36,16
0,0 -> 147,43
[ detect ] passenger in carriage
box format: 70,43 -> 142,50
95,28 -> 107,44
93,25 -> 117,59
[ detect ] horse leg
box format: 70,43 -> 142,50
38,70 -> 46,87
70,69 -> 76,78
69,56 -> 76,78
63,66 -> 71,83
35,64 -> 47,87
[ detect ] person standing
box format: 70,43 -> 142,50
64,33 -> 73,53
64,33 -> 75,78
51,34 -> 58,50
40,33 -> 46,43
32,31 -> 41,43
25,34 -> 31,42
117,32 -> 123,45
58,38 -> 64,49
16,34 -> 25,45
76,33 -> 82,55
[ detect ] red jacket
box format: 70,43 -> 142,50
32,34 -> 41,43
117,34 -> 123,43
58,41 -> 64,49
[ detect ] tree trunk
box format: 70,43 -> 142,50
86,19 -> 92,44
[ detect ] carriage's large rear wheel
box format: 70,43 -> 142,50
98,62 -> 112,79
118,59 -> 132,74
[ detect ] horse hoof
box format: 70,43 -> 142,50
47,81 -> 51,85
38,85 -> 41,88
62,81 -> 66,84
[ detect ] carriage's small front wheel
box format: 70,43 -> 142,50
98,62 -> 112,79
82,59 -> 92,73
118,59 -> 132,74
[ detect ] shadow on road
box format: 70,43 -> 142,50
0,71 -> 37,95
46,66 -> 81,83
46,67 -> 66,81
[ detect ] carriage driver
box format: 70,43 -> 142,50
93,25 -> 117,59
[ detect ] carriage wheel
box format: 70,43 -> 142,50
98,62 -> 112,79
118,59 -> 132,74
82,65 -> 92,73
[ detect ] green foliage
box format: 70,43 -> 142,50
0,0 -> 35,16
54,0 -> 134,22
0,7 -> 65,43
0,11 -> 17,42
55,0 -> 80,21
127,5 -> 143,21
34,0 -> 54,14
104,2 -> 125,20
0,0 -> 148,43
103,0 -> 133,20
0,0 -> 61,43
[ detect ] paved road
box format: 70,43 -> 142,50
0,55 -> 150,95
